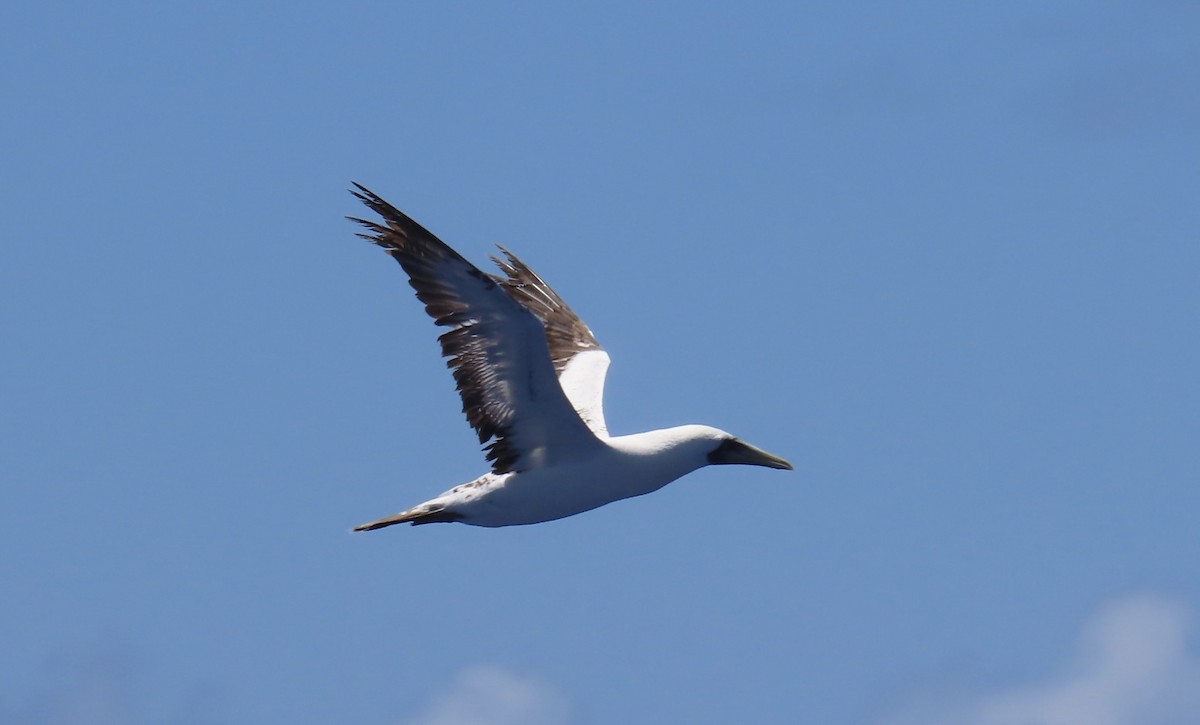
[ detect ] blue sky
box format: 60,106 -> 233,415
2,2 -> 1198,723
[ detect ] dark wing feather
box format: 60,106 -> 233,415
489,247 -> 603,375
347,183 -> 601,473
489,247 -> 612,435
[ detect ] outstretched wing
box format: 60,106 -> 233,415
489,248 -> 612,436
347,183 -> 603,473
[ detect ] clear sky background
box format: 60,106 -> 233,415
3,2 -> 1198,724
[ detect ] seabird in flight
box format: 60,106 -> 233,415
347,184 -> 792,529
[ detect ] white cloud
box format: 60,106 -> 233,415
883,593 -> 1200,725
402,665 -> 570,725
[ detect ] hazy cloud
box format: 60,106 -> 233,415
883,594 -> 1200,725
1,647 -> 139,725
402,665 -> 569,725
0,645 -> 227,725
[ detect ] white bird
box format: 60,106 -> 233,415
347,184 -> 792,529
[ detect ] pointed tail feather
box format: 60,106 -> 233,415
352,504 -> 463,531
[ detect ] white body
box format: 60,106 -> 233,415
422,426 -> 726,527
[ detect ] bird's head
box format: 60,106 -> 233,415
667,425 -> 793,471
705,430 -> 793,470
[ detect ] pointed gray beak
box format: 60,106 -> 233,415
707,438 -> 794,470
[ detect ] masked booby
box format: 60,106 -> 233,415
347,184 -> 792,529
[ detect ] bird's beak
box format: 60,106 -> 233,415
708,438 -> 794,470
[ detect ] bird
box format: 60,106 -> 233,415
346,183 -> 793,529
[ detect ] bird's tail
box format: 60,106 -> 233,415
352,503 -> 463,531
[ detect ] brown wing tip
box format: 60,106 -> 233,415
348,182 -> 404,222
